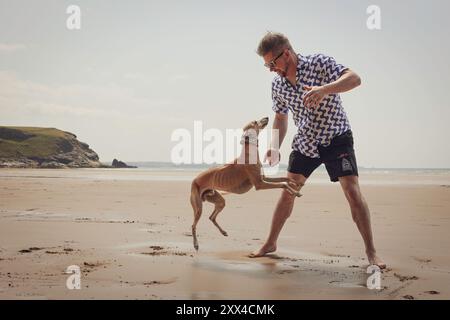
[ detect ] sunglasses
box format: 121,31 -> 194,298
264,50 -> 285,69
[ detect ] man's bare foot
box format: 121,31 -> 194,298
248,244 -> 277,258
367,252 -> 386,269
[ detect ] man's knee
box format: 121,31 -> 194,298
346,188 -> 362,205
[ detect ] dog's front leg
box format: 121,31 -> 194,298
262,176 -> 304,191
254,180 -> 301,197
261,176 -> 290,182
245,166 -> 301,197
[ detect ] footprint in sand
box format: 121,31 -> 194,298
140,246 -> 191,257
82,261 -> 110,274
45,248 -> 75,255
276,270 -> 297,275
424,290 -> 440,295
413,257 -> 432,263
322,252 -> 351,258
83,261 -> 106,268
143,277 -> 177,286
18,247 -> 43,253
394,273 -> 419,282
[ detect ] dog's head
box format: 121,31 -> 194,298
241,117 -> 269,145
242,117 -> 269,134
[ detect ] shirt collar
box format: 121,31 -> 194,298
298,53 -> 304,65
279,53 -> 304,87
296,54 -> 305,78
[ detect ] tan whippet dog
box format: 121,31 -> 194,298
190,116 -> 302,251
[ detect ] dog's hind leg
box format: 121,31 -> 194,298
190,182 -> 203,250
204,190 -> 228,237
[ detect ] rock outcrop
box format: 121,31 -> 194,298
111,159 -> 137,168
0,126 -> 105,168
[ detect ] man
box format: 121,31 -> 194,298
250,31 -> 385,268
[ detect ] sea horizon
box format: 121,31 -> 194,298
107,160 -> 450,172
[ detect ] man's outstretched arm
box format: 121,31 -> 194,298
303,69 -> 361,108
323,69 -> 361,94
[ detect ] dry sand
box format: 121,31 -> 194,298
0,168 -> 449,299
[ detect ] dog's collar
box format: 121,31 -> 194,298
240,133 -> 258,146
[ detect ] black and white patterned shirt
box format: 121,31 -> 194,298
272,53 -> 351,158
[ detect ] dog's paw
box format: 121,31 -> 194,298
287,182 -> 296,188
288,179 -> 300,189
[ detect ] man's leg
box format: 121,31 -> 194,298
249,172 -> 306,257
338,175 -> 386,268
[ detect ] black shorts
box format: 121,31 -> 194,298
287,130 -> 359,182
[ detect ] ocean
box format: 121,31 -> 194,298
1,162 -> 449,186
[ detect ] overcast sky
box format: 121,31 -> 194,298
1,0 -> 449,168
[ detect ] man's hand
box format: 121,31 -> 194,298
303,85 -> 329,109
264,148 -> 281,166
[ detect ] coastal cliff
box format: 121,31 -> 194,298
0,126 -> 104,168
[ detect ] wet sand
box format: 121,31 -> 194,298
0,168 -> 449,299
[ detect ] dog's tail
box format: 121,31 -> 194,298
190,181 -> 203,251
